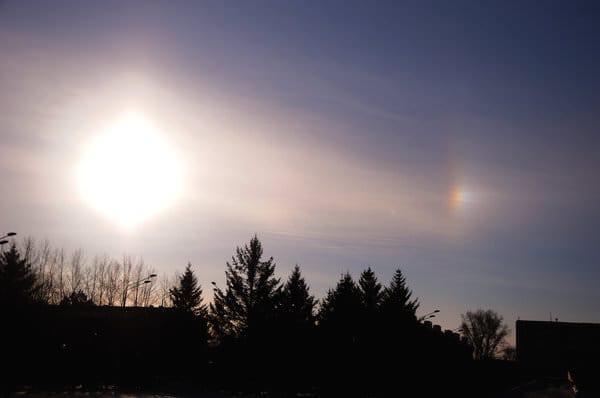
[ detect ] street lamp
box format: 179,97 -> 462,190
129,273 -> 157,288
126,273 -> 157,307
0,232 -> 17,240
0,232 -> 16,253
418,309 -> 440,322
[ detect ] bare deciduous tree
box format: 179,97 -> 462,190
69,249 -> 85,295
56,248 -> 66,302
14,237 -> 167,308
106,260 -> 121,306
460,309 -> 509,360
119,255 -> 133,307
132,260 -> 144,306
96,255 -> 108,305
160,273 -> 172,307
139,266 -> 158,307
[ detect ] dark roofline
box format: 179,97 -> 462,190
517,319 -> 600,327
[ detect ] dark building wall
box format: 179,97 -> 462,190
517,320 -> 600,370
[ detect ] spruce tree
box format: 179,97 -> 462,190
318,272 -> 362,339
0,243 -> 39,307
210,235 -> 281,340
268,265 -> 316,390
168,263 -> 209,378
357,267 -> 383,354
358,267 -> 383,313
170,263 -> 206,316
281,265 -> 315,326
316,272 -> 363,389
380,268 -> 419,321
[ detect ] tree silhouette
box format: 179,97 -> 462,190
166,263 -> 209,382
356,268 -> 384,390
280,265 -> 315,326
358,267 -> 382,313
0,243 -> 40,307
460,308 -> 509,360
318,272 -> 362,341
375,268 -> 421,391
380,268 -> 419,321
170,263 -> 206,316
274,265 -> 317,390
1,243 -> 41,395
316,272 -> 364,393
60,290 -> 94,307
210,235 -> 281,340
501,345 -> 516,361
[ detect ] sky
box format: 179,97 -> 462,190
1,0 -> 600,334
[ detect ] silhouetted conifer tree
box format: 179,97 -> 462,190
170,263 -> 207,316
280,265 -> 315,326
167,263 -> 209,381
380,268 -> 419,321
316,272 -> 363,393
358,267 -> 382,313
0,243 -> 40,394
378,269 -> 421,393
274,265 -> 316,390
318,272 -> 362,341
356,268 -> 384,390
0,243 -> 39,307
210,236 -> 281,340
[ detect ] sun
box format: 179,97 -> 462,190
77,113 -> 183,228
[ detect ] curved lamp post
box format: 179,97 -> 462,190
126,273 -> 157,307
418,309 -> 440,322
129,273 -> 158,289
0,231 -> 17,253
0,232 -> 17,240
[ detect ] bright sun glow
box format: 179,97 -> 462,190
77,113 -> 183,228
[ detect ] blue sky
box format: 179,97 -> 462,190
1,1 -> 599,334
